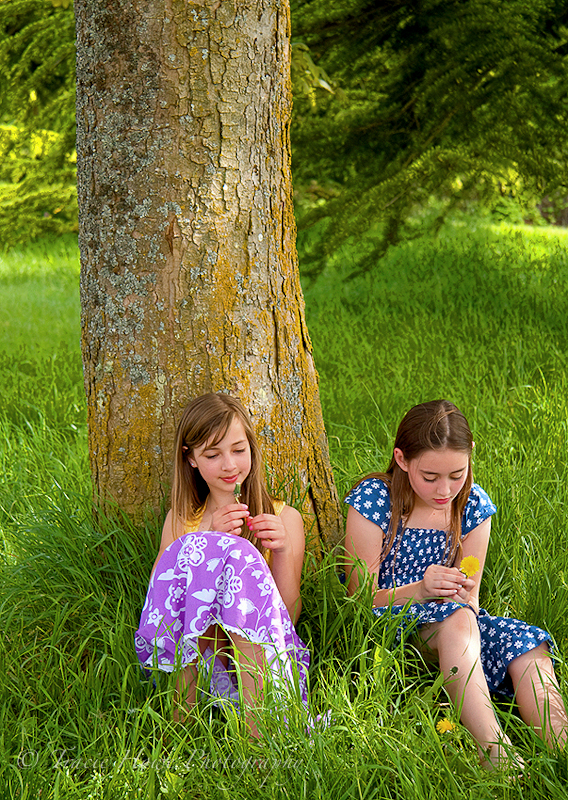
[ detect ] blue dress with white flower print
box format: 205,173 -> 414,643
345,479 -> 551,697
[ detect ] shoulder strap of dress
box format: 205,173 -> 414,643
273,499 -> 285,516
184,504 -> 206,533
263,500 -> 285,567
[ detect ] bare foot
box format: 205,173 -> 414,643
479,741 -> 526,777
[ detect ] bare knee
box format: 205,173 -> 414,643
421,608 -> 480,655
228,632 -> 265,667
508,643 -> 556,685
199,624 -> 230,654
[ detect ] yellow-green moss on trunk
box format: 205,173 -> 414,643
75,0 -> 341,547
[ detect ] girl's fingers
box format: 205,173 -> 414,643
224,504 -> 249,517
247,514 -> 287,549
247,514 -> 283,533
247,513 -> 277,525
423,564 -> 475,602
211,504 -> 249,533
425,576 -> 467,595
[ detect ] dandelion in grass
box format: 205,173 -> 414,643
459,555 -> 480,578
436,718 -> 456,734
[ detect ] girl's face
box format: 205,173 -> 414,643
191,416 -> 252,495
394,447 -> 469,511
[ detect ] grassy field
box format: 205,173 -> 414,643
1,225 -> 568,798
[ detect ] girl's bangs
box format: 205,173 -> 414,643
195,411 -> 234,450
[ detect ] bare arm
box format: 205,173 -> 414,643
149,510 -> 184,578
345,506 -> 476,606
344,506 -> 432,606
344,506 -> 384,597
249,505 -> 305,624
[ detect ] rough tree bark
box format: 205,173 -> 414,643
74,0 -> 341,546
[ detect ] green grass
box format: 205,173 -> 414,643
303,222 -> 568,647
0,234 -> 81,355
1,223 -> 568,797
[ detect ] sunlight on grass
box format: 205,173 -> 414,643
0,234 -> 80,354
1,225 -> 568,796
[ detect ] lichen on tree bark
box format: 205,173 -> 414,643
75,0 -> 341,546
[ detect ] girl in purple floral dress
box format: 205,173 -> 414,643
345,400 -> 567,771
135,393 -> 308,736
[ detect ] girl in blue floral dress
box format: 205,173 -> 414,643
345,400 -> 567,770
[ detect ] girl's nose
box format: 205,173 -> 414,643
221,454 -> 236,471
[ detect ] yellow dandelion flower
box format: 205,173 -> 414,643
436,718 -> 456,734
459,555 -> 480,578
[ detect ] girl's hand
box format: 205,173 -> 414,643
448,579 -> 476,605
420,565 -> 474,603
210,503 -> 250,536
247,513 -> 288,552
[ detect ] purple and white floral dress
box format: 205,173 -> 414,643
345,479 -> 552,697
135,502 -> 309,707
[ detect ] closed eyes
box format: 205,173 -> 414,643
423,473 -> 464,482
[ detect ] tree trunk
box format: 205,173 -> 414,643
74,0 -> 341,546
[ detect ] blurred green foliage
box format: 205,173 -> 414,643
0,0 -> 77,247
2,0 -> 568,264
291,0 -> 568,277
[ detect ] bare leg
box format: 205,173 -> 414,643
174,661 -> 199,722
508,643 -> 568,749
173,626 -> 267,737
227,631 -> 267,739
173,624 -> 230,722
419,609 -> 518,768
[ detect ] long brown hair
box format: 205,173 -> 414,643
170,393 -> 275,553
357,400 -> 473,566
